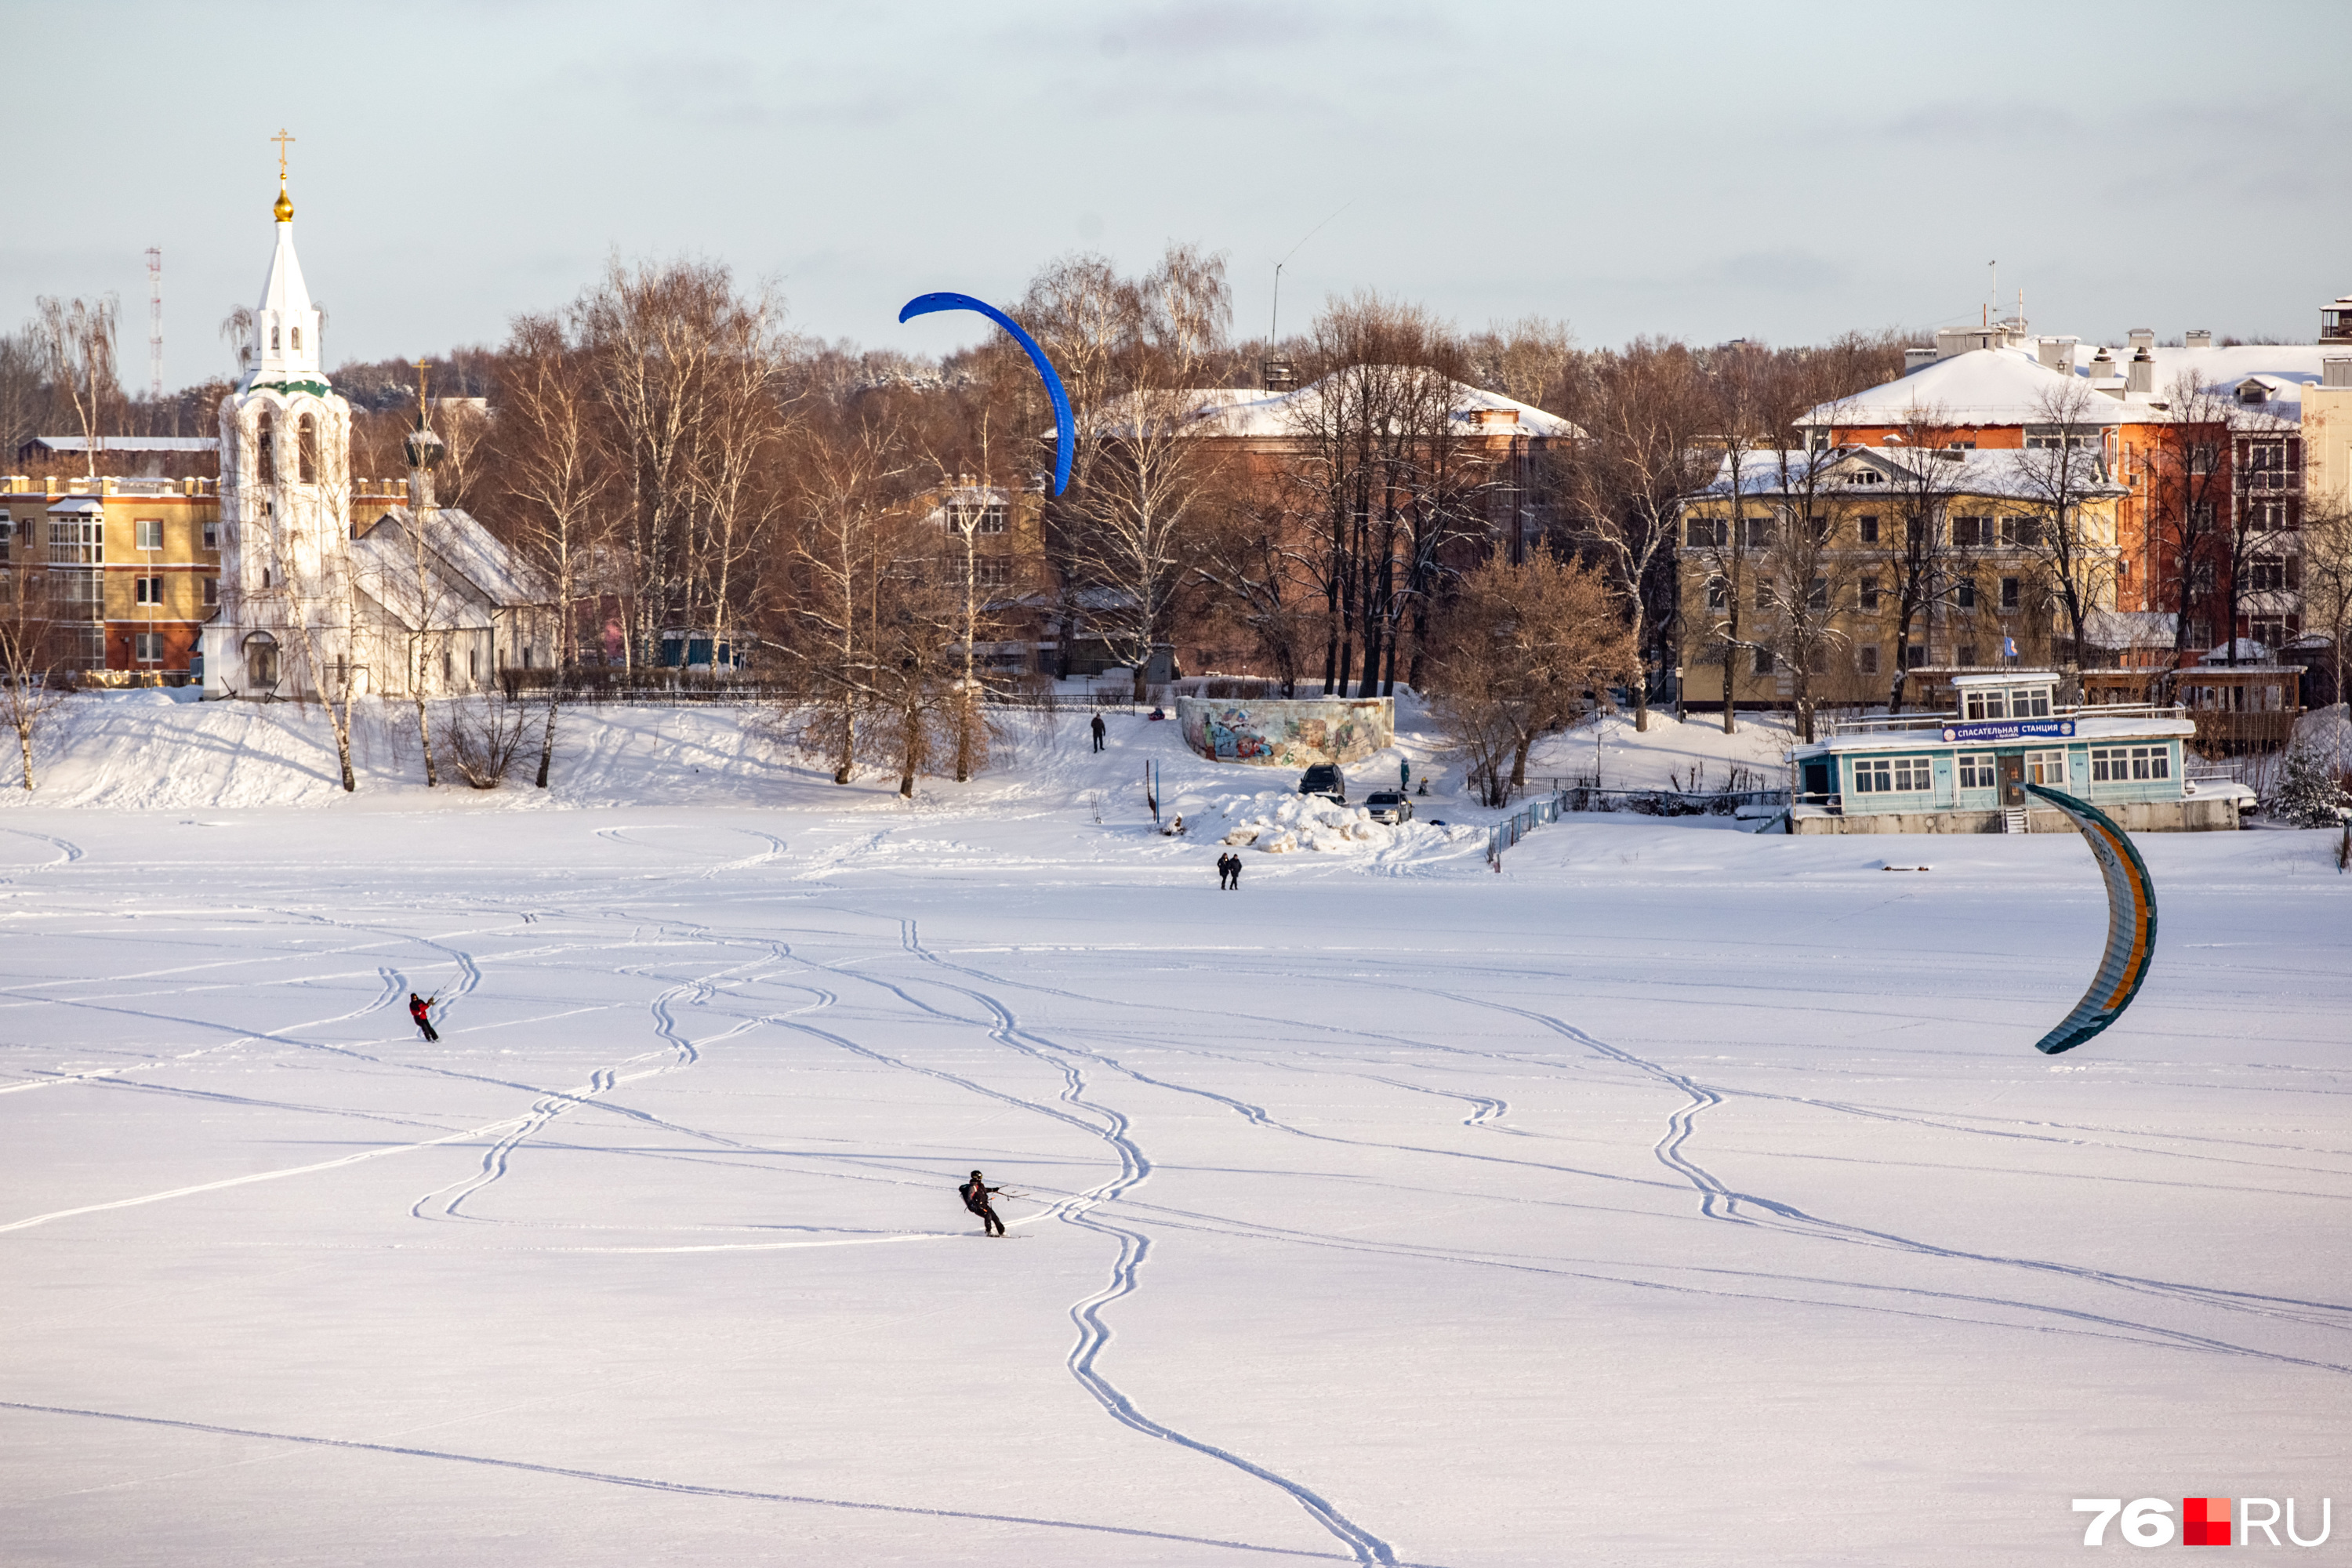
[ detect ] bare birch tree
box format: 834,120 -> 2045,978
494,314 -> 615,788
1564,339 -> 1715,730
0,561 -> 65,788
32,296 -> 120,477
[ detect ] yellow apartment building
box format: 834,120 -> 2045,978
1675,446 -> 2126,712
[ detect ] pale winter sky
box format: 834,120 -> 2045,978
4,1 -> 2343,392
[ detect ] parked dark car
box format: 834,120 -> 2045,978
1363,789 -> 1414,824
1298,764 -> 1346,803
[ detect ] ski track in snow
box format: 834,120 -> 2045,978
885,916 -> 1403,1568
8,789 -> 2350,1565
1441,990 -> 2352,1363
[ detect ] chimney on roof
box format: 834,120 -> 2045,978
2184,329 -> 2212,350
2128,328 -> 2155,352
2126,347 -> 2155,397
2035,337 -> 2076,372
2325,357 -> 2352,390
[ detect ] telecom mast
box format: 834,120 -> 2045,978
145,246 -> 163,399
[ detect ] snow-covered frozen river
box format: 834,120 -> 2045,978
3,807 -> 2347,1564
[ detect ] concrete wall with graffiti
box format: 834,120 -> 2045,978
1175,696 -> 1394,768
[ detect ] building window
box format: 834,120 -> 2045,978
1999,515 -> 2042,547
136,518 -> 163,551
2000,575 -> 2020,609
291,326 -> 302,351
1852,755 -> 1933,794
1958,753 -> 1998,789
2091,745 -> 2170,783
201,521 -> 219,551
1858,514 -> 1879,544
1952,515 -> 1988,547
135,576 -> 163,606
1740,516 -> 1775,549
133,631 -> 164,664
1858,644 -> 1879,675
297,415 -> 319,484
2026,750 -> 2068,786
974,557 -> 1012,587
1905,644 -> 1929,669
1755,579 -> 1772,612
2249,555 -> 2287,591
1686,516 -> 1727,547
270,325 -> 281,350
1957,644 -> 1978,666
1957,579 -> 1977,609
1962,684 -> 2051,720
1705,576 -> 1726,611
1752,647 -> 1775,675
946,502 -> 1008,535
1807,576 -> 1828,611
202,576 -> 219,607
49,517 -> 103,564
257,414 -> 277,484
1860,575 -> 1880,611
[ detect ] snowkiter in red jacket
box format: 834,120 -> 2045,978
408,992 -> 439,1043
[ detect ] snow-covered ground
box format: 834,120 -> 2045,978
3,696 -> 2349,1566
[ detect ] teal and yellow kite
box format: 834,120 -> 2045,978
2026,785 -> 2159,1054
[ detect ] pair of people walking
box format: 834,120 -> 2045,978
1216,851 -> 1243,890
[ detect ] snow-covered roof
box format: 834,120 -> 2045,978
1808,343 -> 2337,430
1690,445 -> 2120,503
349,504 -> 547,632
24,435 -> 220,454
1090,373 -> 1581,441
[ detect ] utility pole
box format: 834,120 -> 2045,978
146,247 -> 163,401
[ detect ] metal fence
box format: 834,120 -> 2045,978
1486,791 -> 1570,869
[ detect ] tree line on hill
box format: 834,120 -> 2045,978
20,248 -> 2219,799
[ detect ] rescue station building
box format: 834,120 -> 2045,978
1787,672 -> 2244,833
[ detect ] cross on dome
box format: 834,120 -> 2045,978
271,128 -> 296,221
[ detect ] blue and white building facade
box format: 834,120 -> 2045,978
1787,673 -> 2245,833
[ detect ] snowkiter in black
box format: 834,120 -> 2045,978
962,1170 -> 1006,1236
408,993 -> 439,1042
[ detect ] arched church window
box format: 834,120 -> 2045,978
297,416 -> 318,484
291,326 -> 302,351
256,413 -> 277,484
270,324 -> 281,350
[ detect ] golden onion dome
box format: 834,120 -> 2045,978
273,184 -> 294,223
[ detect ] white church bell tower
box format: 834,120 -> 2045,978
200,131 -> 358,701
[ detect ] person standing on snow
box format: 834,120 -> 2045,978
961,1170 -> 1006,1236
408,992 -> 440,1042
1091,712 -> 1107,753
1227,851 -> 1243,891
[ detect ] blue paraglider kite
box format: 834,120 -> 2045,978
2024,783 -> 2159,1054
898,292 -> 1074,496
